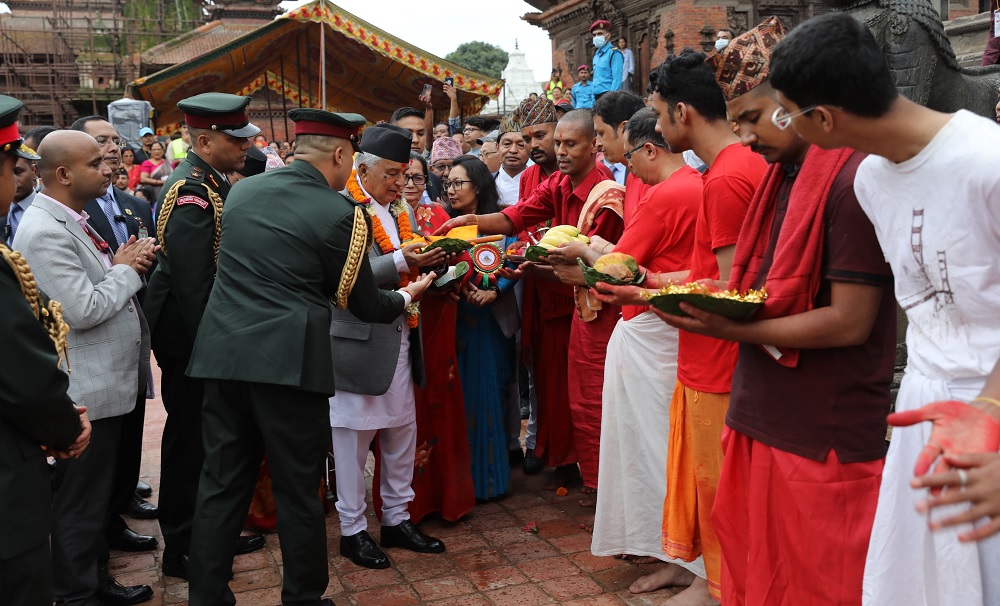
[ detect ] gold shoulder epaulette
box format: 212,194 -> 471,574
334,206 -> 371,309
0,243 -> 71,372
156,179 -> 226,265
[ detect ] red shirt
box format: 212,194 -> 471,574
503,165 -> 621,239
504,164 -> 623,321
615,166 -> 701,321
623,171 -> 649,226
678,143 -> 767,393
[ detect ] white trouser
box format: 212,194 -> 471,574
331,422 -> 417,536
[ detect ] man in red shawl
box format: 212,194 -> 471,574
511,97 -> 578,480
658,18 -> 896,605
437,109 -> 621,502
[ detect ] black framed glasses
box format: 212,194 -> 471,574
95,136 -> 127,149
443,179 -> 471,190
430,162 -> 450,172
623,141 -> 664,161
404,174 -> 427,185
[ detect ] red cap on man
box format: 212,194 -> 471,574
590,19 -> 611,33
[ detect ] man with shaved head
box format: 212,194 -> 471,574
436,108 -> 623,504
14,129 -> 159,606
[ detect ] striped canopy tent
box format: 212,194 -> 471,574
126,0 -> 503,136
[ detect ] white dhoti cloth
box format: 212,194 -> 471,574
863,372 -> 1000,606
590,312 -> 706,578
330,324 -> 417,535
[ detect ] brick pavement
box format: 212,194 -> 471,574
117,362 -> 683,605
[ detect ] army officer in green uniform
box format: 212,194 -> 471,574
0,95 -> 89,606
143,93 -> 266,580
184,108 -> 435,606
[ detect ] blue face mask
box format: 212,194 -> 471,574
593,35 -> 607,48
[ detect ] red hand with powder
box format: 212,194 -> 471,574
889,400 -> 1000,480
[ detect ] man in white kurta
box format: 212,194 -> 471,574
329,124 -> 447,570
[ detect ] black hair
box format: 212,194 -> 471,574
409,151 -> 428,177
391,107 -> 424,124
619,36 -> 628,43
465,116 -> 500,132
24,126 -> 57,147
135,186 -> 154,201
592,91 -> 646,131
115,168 -> 129,177
450,155 -> 499,216
650,49 -> 728,122
623,107 -> 665,148
769,12 -> 897,118
717,28 -> 735,37
69,115 -> 106,132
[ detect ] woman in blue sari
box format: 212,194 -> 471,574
446,155 -> 519,501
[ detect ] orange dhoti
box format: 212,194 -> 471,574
662,382 -> 729,599
712,427 -> 883,606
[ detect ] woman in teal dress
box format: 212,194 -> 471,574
446,155 -> 519,501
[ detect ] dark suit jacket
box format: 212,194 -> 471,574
85,187 -> 156,304
187,160 -> 404,395
0,253 -> 82,559
143,152 -> 230,361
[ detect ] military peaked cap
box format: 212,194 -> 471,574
178,93 -> 261,138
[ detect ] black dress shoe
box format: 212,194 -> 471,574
106,528 -> 157,552
126,495 -> 158,520
522,448 -> 543,475
162,553 -> 233,581
509,448 -> 525,467
235,534 -> 266,555
339,530 -> 390,569
96,577 -> 153,606
380,520 -> 445,553
161,552 -> 189,580
135,480 -> 152,498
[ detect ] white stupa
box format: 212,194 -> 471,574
482,40 -> 541,116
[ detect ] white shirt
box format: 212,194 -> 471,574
854,110 -> 1000,381
495,167 -> 524,208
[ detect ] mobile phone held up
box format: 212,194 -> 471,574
421,83 -> 433,97
444,77 -> 454,87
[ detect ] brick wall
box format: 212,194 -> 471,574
652,0 -> 729,66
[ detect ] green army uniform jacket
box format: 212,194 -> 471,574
0,245 -> 82,559
187,160 -> 405,396
144,152 -> 230,361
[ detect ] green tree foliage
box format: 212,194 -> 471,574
445,42 -> 509,79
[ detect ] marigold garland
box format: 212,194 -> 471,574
348,169 -> 420,328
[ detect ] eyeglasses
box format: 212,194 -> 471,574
430,163 -> 450,172
404,174 -> 426,185
95,136 -> 127,149
463,127 -> 481,134
443,179 -> 471,190
480,151 -> 498,158
771,105 -> 817,130
623,142 -> 664,161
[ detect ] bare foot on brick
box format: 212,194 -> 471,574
628,556 -> 661,564
578,485 -> 597,507
628,562 -> 696,594
664,577 -> 720,605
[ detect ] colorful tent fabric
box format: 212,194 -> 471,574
127,0 -> 503,135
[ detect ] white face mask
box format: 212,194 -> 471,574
593,35 -> 607,48
715,38 -> 730,52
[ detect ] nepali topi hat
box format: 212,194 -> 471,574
430,137 -> 463,164
499,112 -> 521,135
517,97 -> 558,128
178,92 -> 261,138
359,123 -> 412,164
707,16 -> 787,102
289,108 -> 365,152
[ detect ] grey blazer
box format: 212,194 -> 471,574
329,203 -> 424,396
13,194 -> 147,421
